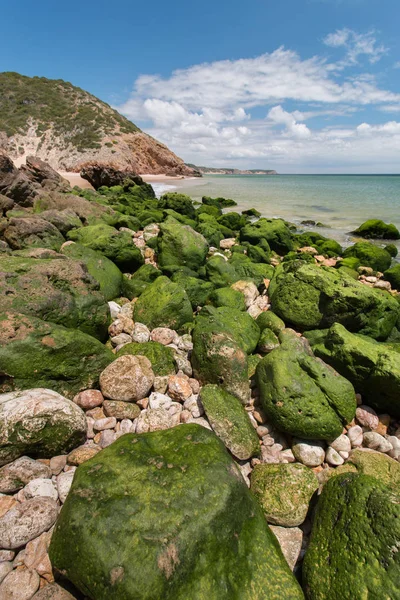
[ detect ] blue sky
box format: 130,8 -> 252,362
1,0 -> 400,172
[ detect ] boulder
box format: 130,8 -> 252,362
195,305 -> 260,354
209,287 -> 247,311
0,456 -> 52,493
38,209 -> 82,234
269,526 -> 303,572
269,262 -> 399,340
0,155 -> 41,205
307,323 -> 400,416
117,341 -> 176,376
80,164 -> 151,192
384,263 -> 400,290
333,448 -> 400,490
32,583 -> 77,599
351,219 -> 400,240
171,273 -> 214,309
256,330 -> 356,439
303,472 -> 400,600
49,424 -> 304,600
0,312 -> 113,398
0,388 -> 86,465
251,463 -> 318,526
294,232 -> 342,257
159,192 -> 196,219
134,276 -> 193,332
0,497 -> 58,549
205,255 -> 240,288
22,156 -> 70,191
158,222 -> 208,271
200,384 -> 260,459
2,217 -> 65,251
99,355 -> 154,402
240,218 -> 293,254
342,241 -> 392,272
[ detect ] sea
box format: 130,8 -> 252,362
152,174 -> 400,251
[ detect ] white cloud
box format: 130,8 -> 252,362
267,105 -> 311,138
323,28 -> 388,65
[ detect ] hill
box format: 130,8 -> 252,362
186,164 -> 277,175
0,72 -> 198,176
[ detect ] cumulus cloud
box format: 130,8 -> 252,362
323,28 -> 388,65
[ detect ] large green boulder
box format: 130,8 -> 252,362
251,463 -> 318,526
333,448 -> 400,490
384,264 -> 400,290
117,341 -> 176,376
303,472 -> 400,600
49,424 -> 303,600
205,255 -> 239,288
200,384 -> 260,459
295,232 -> 342,257
0,312 -> 113,399
195,223 -> 224,248
67,224 -> 144,271
171,273 -> 214,308
134,276 -> 193,332
62,242 -> 123,301
256,311 -> 285,335
209,287 -> 246,311
229,254 -> 274,286
202,196 -> 237,209
269,262 -> 399,340
256,330 -> 356,439
0,254 -> 109,339
352,219 -> 400,240
196,306 -> 260,354
217,212 -> 247,231
306,323 -> 400,416
159,192 -> 196,219
240,218 -> 293,254
342,241 -> 392,272
2,217 -> 65,251
158,222 -> 208,271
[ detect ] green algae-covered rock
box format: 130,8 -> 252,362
251,463 -> 318,526
61,242 -> 123,301
0,254 -> 110,339
256,331 -> 356,440
256,311 -> 285,335
295,232 -> 342,257
170,273 -> 214,308
158,222 -> 208,271
257,328 -> 280,353
202,195 -> 237,209
117,341 -> 176,376
200,384 -> 260,459
248,354 -> 262,378
205,255 -> 239,288
385,243 -> 398,258
229,255 -> 274,286
49,424 -> 303,600
3,217 -> 65,251
0,312 -> 113,399
67,224 -> 144,271
352,219 -> 400,240
39,208 -> 82,234
196,306 -> 260,354
134,276 -> 193,332
307,323 -> 400,416
333,448 -> 400,490
269,262 -> 399,340
192,326 -> 250,404
209,287 -> 246,311
342,241 -> 392,272
195,222 -> 224,248
159,192 -> 196,219
217,212 -> 247,231
384,264 -> 400,290
303,472 -> 400,600
240,218 -> 293,254
122,264 -> 163,299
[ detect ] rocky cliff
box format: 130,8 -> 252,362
0,72 -> 199,176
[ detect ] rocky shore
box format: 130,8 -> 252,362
0,153 -> 400,599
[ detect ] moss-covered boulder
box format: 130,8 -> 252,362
384,264 -> 400,290
0,254 -> 110,339
0,312 -> 113,399
217,212 -> 247,231
158,222 -> 208,271
333,448 -> 400,490
39,208 -> 82,234
134,276 -> 193,332
200,384 -> 260,459
117,341 -> 176,376
122,263 -> 162,299
251,463 -> 318,526
202,195 -> 237,209
303,472 -> 400,600
269,262 -> 399,340
240,218 -> 293,254
385,243 -> 398,258
205,255 -> 239,288
195,223 -> 224,248
342,241 -> 392,272
196,306 -> 260,354
61,243 -> 123,301
67,224 -> 144,271
257,328 -> 280,353
256,330 -> 356,439
256,311 -> 285,335
171,273 -> 214,309
158,192 -> 196,219
306,323 -> 400,416
49,424 -> 303,600
295,232 -> 342,257
229,255 -> 274,286
2,217 -> 65,251
352,219 -> 400,240
209,287 -> 246,311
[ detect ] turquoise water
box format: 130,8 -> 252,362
164,174 -> 400,248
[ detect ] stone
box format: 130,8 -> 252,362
240,218 -> 293,254
356,405 -> 379,430
0,457 -> 51,494
67,446 -> 100,466
329,433 -> 351,454
269,526 -> 303,571
108,301 -> 121,320
0,562 -> 12,584
49,424 -> 303,599
0,496 -> 18,519
158,222 -> 209,271
153,376 -> 169,394
352,219 -> 400,240
0,389 -> 87,466
0,497 -> 58,549
251,463 -> 318,526
24,478 -> 58,502
167,375 -> 192,402
135,408 -> 179,433
100,355 -> 154,402
333,448 -> 400,490
347,425 -> 363,447
200,385 -> 260,460
99,430 -> 116,448
73,389 -> 104,410
209,287 -> 247,311
292,440 -> 325,467
325,447 -> 344,466
24,530 -> 53,580
56,471 -> 76,504
31,583 -> 77,599
131,323 -> 150,344
363,431 -> 393,453
151,328 -> 177,346
117,341 -> 176,377
183,396 -> 204,418
49,456 -> 67,476
103,400 -> 140,420
94,417 -> 117,431
0,568 -> 40,600
343,241 -> 392,272
196,305 -> 260,355
231,280 -> 259,308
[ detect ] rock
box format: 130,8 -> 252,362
0,561 -> 12,584
308,324 -> 400,416
0,389 -> 86,466
94,417 -> 117,431
170,272 -> 214,309
67,446 -> 100,466
49,456 -> 67,476
150,327 -> 176,346
158,192 -> 196,218
352,219 -> 400,240
347,425 -> 363,447
117,341 -> 176,377
270,262 -> 398,340
131,323 -> 150,344
0,568 -> 40,600
209,287 -> 247,311
356,405 -> 379,430
292,440 -> 325,467
80,164 -> 150,191
325,446 -> 344,466
135,407 -> 179,433
200,385 -> 260,460
24,530 -> 53,580
0,497 -> 18,519
49,424 -> 303,599
100,355 -> 154,402
0,312 -> 113,399
73,389 -> 104,410
56,471 -> 76,504
31,583 -> 77,599
0,457 -> 51,493
103,400 -> 140,420
0,497 -> 58,549
231,280 -> 259,308
343,241 -> 392,272
197,305 -> 260,355
108,301 -> 121,320
251,463 -> 318,526
303,473 -> 400,599
98,430 -> 116,448
329,434 -> 351,454
269,526 -> 303,571
167,375 -> 192,402
257,328 -> 280,353
256,311 -> 285,335
38,208 -> 81,235
183,395 -> 204,418
256,331 -> 356,440
384,264 -> 400,291
240,218 -> 293,254
158,222 -> 209,271
363,431 -> 393,453
24,478 -> 58,501
333,448 -> 400,490
3,217 -> 65,251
